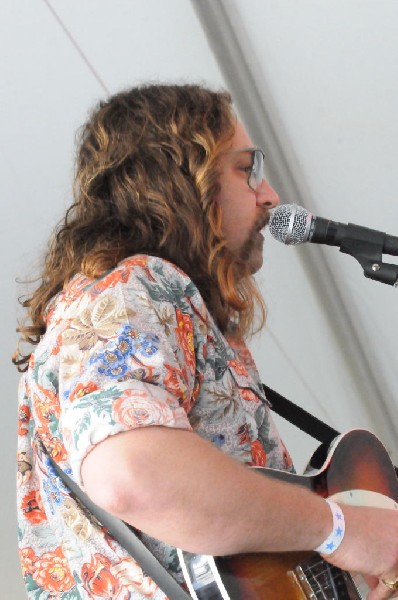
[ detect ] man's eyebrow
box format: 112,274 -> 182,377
225,146 -> 260,154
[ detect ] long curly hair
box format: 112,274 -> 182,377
13,83 -> 266,371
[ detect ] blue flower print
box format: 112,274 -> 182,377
96,348 -> 128,378
113,324 -> 159,357
90,325 -> 159,378
212,434 -> 225,448
43,475 -> 63,513
137,333 -> 159,357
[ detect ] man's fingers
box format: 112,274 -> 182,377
367,580 -> 398,600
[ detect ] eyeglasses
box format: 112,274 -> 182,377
225,146 -> 265,191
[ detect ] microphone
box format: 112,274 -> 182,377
268,204 -> 398,256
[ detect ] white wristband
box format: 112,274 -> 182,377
314,499 -> 345,555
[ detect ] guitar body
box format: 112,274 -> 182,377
215,550 -> 314,599
179,429 -> 398,600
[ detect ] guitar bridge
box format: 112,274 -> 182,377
293,555 -> 365,599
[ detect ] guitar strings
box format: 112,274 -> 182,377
303,559 -> 352,600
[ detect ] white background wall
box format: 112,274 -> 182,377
2,2 -> 397,597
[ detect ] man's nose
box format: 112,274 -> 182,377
256,178 -> 279,208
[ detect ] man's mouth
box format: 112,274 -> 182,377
237,210 -> 271,262
255,212 -> 271,233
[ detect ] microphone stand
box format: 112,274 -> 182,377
338,224 -> 398,285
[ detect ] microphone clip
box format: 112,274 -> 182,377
340,225 -> 398,286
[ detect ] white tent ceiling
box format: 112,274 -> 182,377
2,1 -> 397,596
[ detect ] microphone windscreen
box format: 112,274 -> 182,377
268,204 -> 312,245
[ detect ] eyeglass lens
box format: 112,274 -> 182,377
248,150 -> 264,191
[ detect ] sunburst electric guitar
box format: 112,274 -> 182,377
178,429 -> 398,600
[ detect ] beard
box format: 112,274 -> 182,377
238,209 -> 270,271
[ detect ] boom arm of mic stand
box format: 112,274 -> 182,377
339,225 -> 398,286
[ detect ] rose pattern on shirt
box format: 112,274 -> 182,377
17,255 -> 293,599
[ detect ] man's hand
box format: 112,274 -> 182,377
324,504 -> 398,599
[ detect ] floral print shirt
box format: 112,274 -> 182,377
17,255 -> 293,599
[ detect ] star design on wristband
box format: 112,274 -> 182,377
326,541 -> 336,551
335,526 -> 343,536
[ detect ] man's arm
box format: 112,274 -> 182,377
81,424 -> 398,595
82,425 -> 333,554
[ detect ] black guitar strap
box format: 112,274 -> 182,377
263,383 -> 398,477
262,383 -> 340,445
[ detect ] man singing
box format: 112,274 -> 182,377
15,84 -> 398,599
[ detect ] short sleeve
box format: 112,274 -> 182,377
59,256 -> 203,487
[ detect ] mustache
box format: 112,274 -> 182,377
254,209 -> 271,232
238,209 -> 270,261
